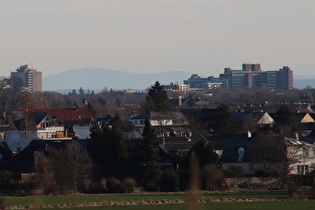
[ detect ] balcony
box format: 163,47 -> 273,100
37,126 -> 64,132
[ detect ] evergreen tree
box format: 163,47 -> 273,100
189,139 -> 218,168
79,87 -> 85,95
135,118 -> 162,191
211,103 -> 239,138
274,106 -> 299,137
187,94 -> 196,108
87,123 -> 128,177
145,81 -> 171,113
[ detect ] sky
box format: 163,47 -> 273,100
1,0 -> 314,78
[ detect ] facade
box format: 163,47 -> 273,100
11,64 -> 42,93
219,64 -> 293,90
163,82 -> 190,93
183,74 -> 222,91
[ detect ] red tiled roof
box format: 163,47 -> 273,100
14,107 -> 96,123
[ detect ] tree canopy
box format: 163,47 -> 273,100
87,122 -> 128,177
134,118 -> 162,191
274,106 -> 299,137
145,81 -> 171,113
211,103 -> 239,138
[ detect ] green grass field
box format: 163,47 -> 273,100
60,201 -> 315,210
3,190 -> 314,209
4,190 -> 291,206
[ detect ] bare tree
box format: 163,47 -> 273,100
35,143 -> 92,194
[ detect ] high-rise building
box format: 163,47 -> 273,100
11,64 -> 42,93
219,64 -> 293,90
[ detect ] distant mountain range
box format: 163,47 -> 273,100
43,67 -> 315,93
43,67 -> 193,93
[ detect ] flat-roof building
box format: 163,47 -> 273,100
219,64 -> 293,90
183,74 -> 222,91
11,64 -> 42,93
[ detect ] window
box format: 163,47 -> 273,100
297,165 -> 309,175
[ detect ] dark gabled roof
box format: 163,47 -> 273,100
129,112 -> 179,121
0,139 -> 86,172
162,137 -> 196,153
30,112 -> 48,125
129,113 -> 150,120
98,117 -> 118,126
232,112 -> 247,124
214,134 -> 253,163
181,108 -> 218,131
65,119 -> 93,127
181,109 -> 204,117
14,107 -> 96,123
300,137 -> 315,145
8,111 -> 49,130
300,122 -> 315,131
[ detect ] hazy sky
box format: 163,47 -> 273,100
1,0 -> 314,78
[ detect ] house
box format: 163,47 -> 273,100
4,107 -> 96,152
232,112 -> 274,126
14,107 -> 96,123
128,111 -> 195,157
0,139 -> 85,180
4,111 -> 66,152
128,111 -> 188,127
181,108 -> 217,133
128,112 -> 173,127
64,119 -> 94,139
215,133 -> 315,176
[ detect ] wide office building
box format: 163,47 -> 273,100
11,64 -> 42,93
219,64 -> 293,90
183,74 -> 222,91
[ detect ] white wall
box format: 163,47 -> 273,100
73,125 -> 91,139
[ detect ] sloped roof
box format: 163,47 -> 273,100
65,119 -> 94,127
181,108 -> 217,130
29,112 -> 48,125
14,107 -> 96,123
8,111 -> 49,130
129,112 -> 184,122
214,134 -> 253,163
296,113 -> 314,123
232,112 -> 247,124
0,139 -> 86,171
98,117 -> 118,126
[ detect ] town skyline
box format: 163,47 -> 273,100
1,1 -> 314,77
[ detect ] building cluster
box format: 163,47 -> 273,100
2,63 -> 293,94
166,64 -> 293,93
0,103 -> 314,183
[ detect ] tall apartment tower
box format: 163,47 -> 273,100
11,65 -> 42,93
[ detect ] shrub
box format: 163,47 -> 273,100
106,178 -> 125,193
202,164 -> 227,191
178,169 -> 190,191
142,166 -> 161,192
160,171 -> 180,192
122,178 -> 136,193
0,196 -> 6,210
224,166 -> 244,178
308,183 -> 315,199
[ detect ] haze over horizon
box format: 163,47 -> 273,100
1,1 -> 314,78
